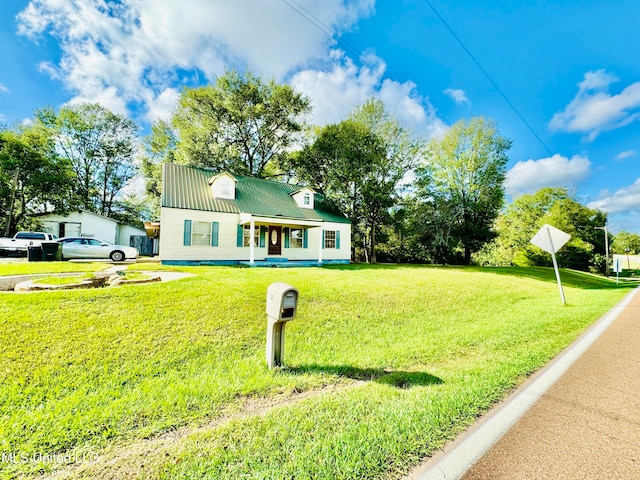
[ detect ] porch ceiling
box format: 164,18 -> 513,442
238,213 -> 323,228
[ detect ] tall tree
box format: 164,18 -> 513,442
291,99 -> 416,263
485,187 -> 608,271
140,119 -> 178,218
0,125 -> 75,234
418,117 -> 511,264
611,231 -> 640,255
292,120 -> 386,261
37,103 -> 139,217
493,187 -> 571,265
171,69 -> 311,178
348,99 -> 419,262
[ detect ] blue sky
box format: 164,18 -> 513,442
1,0 -> 640,232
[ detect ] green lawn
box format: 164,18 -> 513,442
0,264 -> 634,479
0,261 -> 112,276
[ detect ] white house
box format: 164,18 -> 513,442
159,163 -> 351,266
41,210 -> 146,246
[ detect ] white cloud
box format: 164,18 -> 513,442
506,154 -> 591,197
549,69 -> 640,141
588,179 -> 640,214
144,88 -> 180,123
67,86 -> 128,116
0,84 -> 9,93
17,0 -> 375,121
443,88 -> 470,106
615,150 -> 637,160
291,50 -> 446,135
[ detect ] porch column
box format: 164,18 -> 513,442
318,227 -> 323,264
250,219 -> 255,265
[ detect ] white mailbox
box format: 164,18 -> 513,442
266,282 -> 299,369
266,282 -> 298,321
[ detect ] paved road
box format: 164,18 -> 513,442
410,287 -> 640,480
462,288 -> 640,479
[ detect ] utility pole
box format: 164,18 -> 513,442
596,226 -> 609,277
4,167 -> 19,237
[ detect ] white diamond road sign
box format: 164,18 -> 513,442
530,224 -> 571,255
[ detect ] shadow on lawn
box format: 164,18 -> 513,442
467,266 -> 639,290
324,264 -> 637,290
285,364 -> 443,389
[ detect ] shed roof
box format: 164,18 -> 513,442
161,163 -> 350,224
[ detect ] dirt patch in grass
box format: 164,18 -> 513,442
44,381 -> 366,480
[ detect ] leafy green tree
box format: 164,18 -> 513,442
417,117 -> 511,264
492,187 -> 570,264
37,103 -> 139,217
482,187 -> 608,271
109,193 -> 153,229
292,120 -> 386,261
140,119 -> 178,218
348,99 -> 419,262
171,69 -> 311,177
291,100 -> 416,262
611,231 -> 640,255
0,125 -> 75,234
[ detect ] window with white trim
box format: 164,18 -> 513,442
220,180 -> 230,197
243,224 -> 259,247
290,228 -> 303,248
324,230 -> 336,249
303,193 -> 310,205
192,221 -> 211,246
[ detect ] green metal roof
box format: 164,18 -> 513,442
161,163 -> 350,224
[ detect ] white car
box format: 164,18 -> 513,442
58,237 -> 139,261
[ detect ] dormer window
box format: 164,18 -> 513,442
209,172 -> 237,199
292,187 -> 315,209
221,180 -> 230,197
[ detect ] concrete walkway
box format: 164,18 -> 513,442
410,287 -> 640,480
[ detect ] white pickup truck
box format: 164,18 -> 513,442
0,231 -> 58,256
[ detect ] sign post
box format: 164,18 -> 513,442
612,258 -> 622,285
530,224 -> 571,305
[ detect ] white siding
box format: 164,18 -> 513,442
41,211 -> 118,242
292,188 -> 315,209
160,208 -> 243,261
211,173 -> 236,199
116,224 -> 147,246
160,207 -> 351,263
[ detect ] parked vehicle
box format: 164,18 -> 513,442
57,237 -> 139,261
0,231 -> 58,256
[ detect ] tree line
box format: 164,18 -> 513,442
0,103 -> 147,235
2,69 -> 637,271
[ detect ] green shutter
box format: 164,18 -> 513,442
183,220 -> 192,246
284,227 -> 290,248
303,228 -> 308,249
237,225 -> 243,247
321,230 -> 325,249
336,230 -> 341,249
211,222 -> 219,247
260,226 -> 266,247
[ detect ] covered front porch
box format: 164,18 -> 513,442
238,213 -> 327,266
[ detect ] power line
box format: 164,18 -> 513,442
279,0 -> 452,127
422,0 -> 553,157
422,0 -> 587,194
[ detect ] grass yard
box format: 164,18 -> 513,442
0,264 -> 634,479
0,262 -> 113,276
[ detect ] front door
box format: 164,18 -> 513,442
268,226 -> 282,256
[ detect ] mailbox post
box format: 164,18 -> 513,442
266,282 -> 298,369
